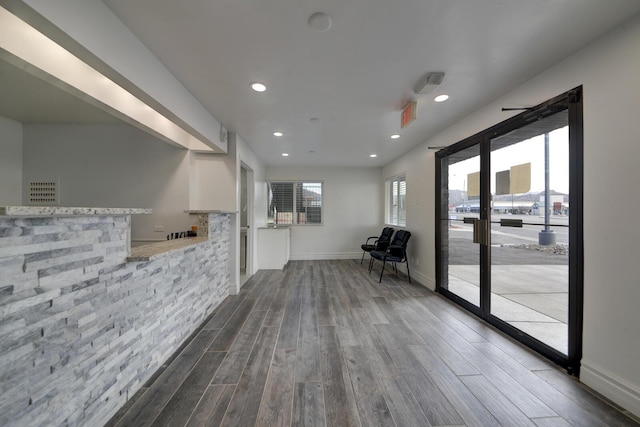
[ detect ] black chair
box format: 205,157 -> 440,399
369,230 -> 411,283
360,227 -> 394,264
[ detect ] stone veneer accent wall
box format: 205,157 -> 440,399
0,213 -> 230,426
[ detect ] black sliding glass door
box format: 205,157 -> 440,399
436,88 -> 583,373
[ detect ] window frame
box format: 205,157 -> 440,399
385,173 -> 406,227
267,180 -> 324,225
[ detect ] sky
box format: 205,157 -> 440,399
449,126 -> 569,195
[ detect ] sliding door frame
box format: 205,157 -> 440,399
435,87 -> 583,374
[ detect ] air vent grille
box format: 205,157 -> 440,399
28,180 -> 59,205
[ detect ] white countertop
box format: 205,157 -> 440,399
0,206 -> 152,216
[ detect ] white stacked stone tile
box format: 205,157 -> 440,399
0,211 -> 231,426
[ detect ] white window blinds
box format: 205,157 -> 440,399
386,174 -> 406,226
268,181 -> 323,225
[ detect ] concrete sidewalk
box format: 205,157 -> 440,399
447,264 -> 568,354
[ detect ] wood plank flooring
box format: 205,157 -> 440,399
107,260 -> 639,427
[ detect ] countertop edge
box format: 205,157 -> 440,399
0,206 -> 152,216
184,210 -> 238,214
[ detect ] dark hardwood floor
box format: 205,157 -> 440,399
107,260 -> 639,427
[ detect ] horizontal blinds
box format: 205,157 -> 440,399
387,174 -> 406,227
297,182 -> 322,224
268,181 -> 322,225
268,182 -> 294,224
398,176 -> 406,226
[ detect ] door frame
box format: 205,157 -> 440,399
240,162 -> 255,277
435,87 -> 583,374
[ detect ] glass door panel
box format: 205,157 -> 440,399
439,144 -> 481,308
489,112 -> 569,354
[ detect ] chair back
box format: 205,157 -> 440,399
389,230 -> 411,258
376,227 -> 394,249
380,227 -> 394,241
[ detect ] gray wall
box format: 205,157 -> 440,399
22,123 -> 193,242
0,116 -> 23,204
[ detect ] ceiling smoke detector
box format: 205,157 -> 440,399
308,12 -> 332,32
413,72 -> 445,94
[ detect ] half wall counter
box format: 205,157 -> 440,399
0,206 -> 233,426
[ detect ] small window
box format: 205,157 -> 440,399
386,174 -> 406,226
267,181 -> 323,225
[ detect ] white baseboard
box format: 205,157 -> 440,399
581,361 -> 640,418
410,269 -> 435,291
289,252 -> 361,261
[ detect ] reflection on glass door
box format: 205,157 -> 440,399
489,112 -> 569,354
438,144 -> 481,309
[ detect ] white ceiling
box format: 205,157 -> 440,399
12,1 -> 640,166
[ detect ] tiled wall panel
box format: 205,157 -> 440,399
0,213 -> 230,426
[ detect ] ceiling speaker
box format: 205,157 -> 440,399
414,72 -> 445,94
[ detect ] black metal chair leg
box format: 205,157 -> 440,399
361,251 -> 366,264
378,258 -> 386,282
368,256 -> 374,273
406,258 -> 411,283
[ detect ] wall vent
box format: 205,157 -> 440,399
27,180 -> 59,205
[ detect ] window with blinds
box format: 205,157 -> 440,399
386,174 -> 406,226
267,181 -> 323,225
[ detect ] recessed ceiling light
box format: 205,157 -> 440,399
273,131 -> 283,137
251,82 -> 266,92
370,154 -> 377,158
434,94 -> 449,102
390,134 -> 400,139
282,153 -> 289,157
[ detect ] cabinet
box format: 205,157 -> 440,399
257,227 -> 290,269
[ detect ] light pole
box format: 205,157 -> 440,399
463,179 -> 466,212
539,132 -> 556,245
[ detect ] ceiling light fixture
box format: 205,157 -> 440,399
434,94 -> 449,102
370,154 -> 377,158
251,82 -> 266,92
282,153 -> 289,157
390,134 -> 400,139
273,131 -> 283,137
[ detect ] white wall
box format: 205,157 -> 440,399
236,133 -> 267,277
266,166 -> 383,260
189,132 -> 268,290
189,151 -> 236,212
384,14 -> 640,416
22,124 -> 193,242
0,116 -> 22,204
382,145 -> 435,287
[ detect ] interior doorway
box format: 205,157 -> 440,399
240,163 -> 254,286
